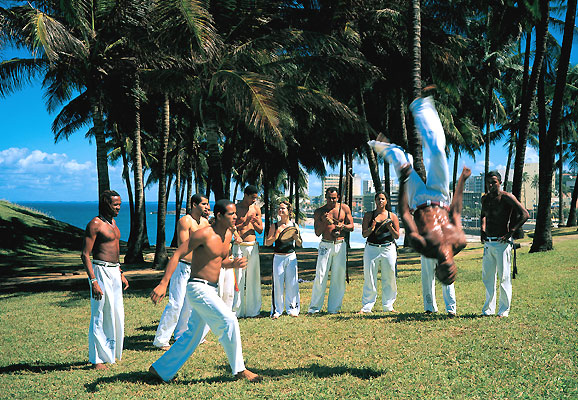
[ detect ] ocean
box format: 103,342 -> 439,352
16,201 -> 403,248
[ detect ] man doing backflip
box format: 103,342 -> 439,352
81,190 -> 129,370
149,199 -> 262,383
369,93 -> 470,316
152,194 -> 210,350
308,187 -> 354,314
480,171 -> 529,317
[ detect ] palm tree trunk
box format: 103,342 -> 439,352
383,160 -> 391,203
452,146 -> 459,195
171,149 -> 182,247
142,170 -> 150,249
358,90 -> 382,192
125,81 -> 145,264
566,173 -> 578,227
294,158 -> 300,225
530,63 -> 553,252
153,94 -> 170,269
504,133 -> 515,192
346,151 -> 353,209
484,81 -> 494,186
204,116 -> 225,199
512,0 -> 548,208
186,161 -> 193,215
530,0 -> 576,251
264,171 -> 270,244
559,137 -> 564,227
410,0 -> 426,181
116,128 -> 134,224
399,92 -> 409,148
92,98 -> 110,196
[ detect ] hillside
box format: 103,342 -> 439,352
0,200 -> 85,255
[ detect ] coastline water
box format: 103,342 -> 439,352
15,201 -> 405,248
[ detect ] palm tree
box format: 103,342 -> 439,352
512,0 -> 549,214
530,0 -> 577,252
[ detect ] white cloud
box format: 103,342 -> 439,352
0,147 -> 28,164
0,147 -> 97,199
524,146 -> 539,163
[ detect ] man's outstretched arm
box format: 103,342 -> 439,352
449,166 -> 471,228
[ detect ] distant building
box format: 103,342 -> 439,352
465,174 -> 484,194
322,174 -> 361,197
362,179 -> 397,194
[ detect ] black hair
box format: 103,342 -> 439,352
486,170 -> 502,183
374,190 -> 389,200
326,186 -> 339,196
99,190 -> 120,216
191,193 -> 205,205
244,185 -> 258,195
214,199 -> 233,218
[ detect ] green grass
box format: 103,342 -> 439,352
1,226 -> 577,398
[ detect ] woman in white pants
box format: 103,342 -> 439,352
359,192 -> 400,313
264,201 -> 302,319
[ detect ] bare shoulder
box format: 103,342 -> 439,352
85,217 -> 103,233
200,217 -> 210,227
341,203 -> 352,214
178,214 -> 194,229
252,203 -> 261,214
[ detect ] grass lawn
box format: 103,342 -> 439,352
1,221 -> 577,398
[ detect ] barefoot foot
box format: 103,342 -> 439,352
235,369 -> 263,383
93,363 -> 108,370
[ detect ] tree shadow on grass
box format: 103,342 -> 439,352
0,361 -> 89,374
334,311 -> 484,323
85,362 -> 384,391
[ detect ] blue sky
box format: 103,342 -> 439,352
1,26 -> 577,202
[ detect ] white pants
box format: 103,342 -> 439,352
218,267 -> 236,310
151,281 -> 246,381
88,262 -> 124,364
370,97 -> 449,209
482,241 -> 513,317
421,256 -> 456,313
153,261 -> 193,347
361,243 -> 397,312
271,252 -> 300,317
308,241 -> 347,314
232,243 -> 261,317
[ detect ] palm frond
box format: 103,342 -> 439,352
211,69 -> 284,151
0,57 -> 46,97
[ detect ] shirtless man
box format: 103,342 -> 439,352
228,185 -> 263,317
369,94 -> 470,316
149,200 -> 262,383
81,190 -> 129,370
480,171 -> 529,317
153,194 -> 210,350
308,187 -> 354,314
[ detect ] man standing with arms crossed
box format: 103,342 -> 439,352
308,187 -> 354,315
229,185 -> 263,317
81,190 -> 129,370
481,171 -> 529,317
153,194 -> 210,350
149,200 -> 262,383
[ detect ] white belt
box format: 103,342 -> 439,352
321,238 -> 344,244
367,242 -> 394,247
236,241 -> 256,246
92,260 -> 120,267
